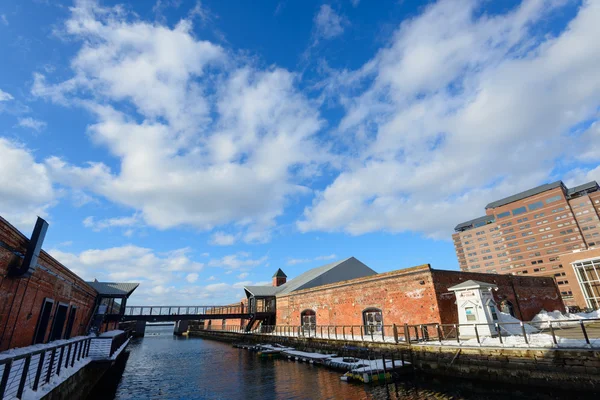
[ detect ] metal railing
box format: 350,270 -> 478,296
0,337 -> 92,400
191,318 -> 600,349
0,331 -> 131,399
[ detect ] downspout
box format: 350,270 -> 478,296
509,276 -> 524,320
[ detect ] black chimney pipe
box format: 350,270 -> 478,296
8,217 -> 48,277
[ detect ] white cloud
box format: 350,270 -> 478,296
49,245 -> 204,286
0,138 -> 54,231
34,0 -> 326,243
18,117 -> 47,132
207,275 -> 216,280
83,214 -> 140,231
208,252 -> 268,270
314,5 -> 347,41
209,231 -> 237,246
286,253 -> 337,265
0,88 -> 13,101
186,273 -> 199,283
0,14 -> 7,26
237,272 -> 249,279
299,0 -> 600,239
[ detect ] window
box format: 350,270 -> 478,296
363,308 -> 383,334
528,201 -> 544,211
512,206 -> 527,216
49,303 -> 69,342
497,212 -> 510,219
489,304 -> 499,321
33,298 -> 54,344
545,195 -> 562,204
64,306 -> 77,339
301,310 -> 316,334
465,307 -> 476,322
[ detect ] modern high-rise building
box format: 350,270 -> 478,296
453,180 -> 600,308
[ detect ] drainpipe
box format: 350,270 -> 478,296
509,276 -> 524,320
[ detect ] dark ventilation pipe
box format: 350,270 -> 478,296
8,217 -> 48,277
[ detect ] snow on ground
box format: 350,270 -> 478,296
420,333 -> 600,349
497,312 -> 538,334
532,310 -> 600,328
20,357 -> 92,400
282,350 -> 336,359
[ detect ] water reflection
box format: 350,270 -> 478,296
90,326 -> 591,400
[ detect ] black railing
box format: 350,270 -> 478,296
0,337 -> 92,399
191,318 -> 600,349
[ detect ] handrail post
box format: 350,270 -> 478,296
520,322 -> 529,345
548,321 -> 557,346
360,325 -> 364,341
58,345 -> 66,376
495,323 -> 503,344
454,324 -> 459,344
71,342 -> 78,367
33,351 -> 46,391
581,320 -> 590,346
403,324 -> 410,345
0,359 -> 12,398
393,324 -> 398,344
46,348 -> 57,383
17,355 -> 32,398
474,324 -> 480,345
382,325 -> 385,342
351,326 -> 354,341
437,324 -> 443,342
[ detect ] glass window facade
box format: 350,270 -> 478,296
528,201 -> 544,211
572,259 -> 600,309
512,206 -> 527,216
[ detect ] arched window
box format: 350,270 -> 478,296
363,308 -> 383,334
301,309 -> 316,334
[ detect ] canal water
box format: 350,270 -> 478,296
89,325 -> 590,400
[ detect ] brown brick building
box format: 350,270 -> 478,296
243,257 -> 564,330
0,216 -> 138,351
453,180 -> 600,308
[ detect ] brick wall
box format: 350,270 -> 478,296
431,269 -> 565,323
275,265 -> 444,327
0,216 -> 97,351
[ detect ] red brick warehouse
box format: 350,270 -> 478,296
243,257 -> 564,331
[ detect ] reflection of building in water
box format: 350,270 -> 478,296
242,257 -> 565,330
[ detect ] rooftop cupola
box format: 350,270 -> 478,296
272,268 -> 287,287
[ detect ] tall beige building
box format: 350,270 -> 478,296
453,180 -> 600,308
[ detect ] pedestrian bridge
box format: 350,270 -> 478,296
122,304 -> 273,323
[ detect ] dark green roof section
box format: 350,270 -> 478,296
485,181 -> 565,209
272,268 -> 287,278
566,181 -> 599,198
454,215 -> 495,232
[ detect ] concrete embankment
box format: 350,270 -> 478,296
189,330 -> 600,391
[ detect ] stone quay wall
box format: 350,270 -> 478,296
188,329 -> 600,391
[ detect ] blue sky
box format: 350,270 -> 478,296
1,0 -> 599,305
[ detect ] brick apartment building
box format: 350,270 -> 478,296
0,215 -> 138,351
453,180 -> 600,309
241,257 -> 563,330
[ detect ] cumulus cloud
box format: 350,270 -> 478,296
299,0 -> 600,238
186,273 -> 199,283
209,231 -> 237,246
237,272 -> 249,279
314,5 -> 347,41
0,138 -> 54,231
0,88 -> 13,101
207,252 -> 268,270
34,0 -> 326,242
286,253 -> 337,265
83,214 -> 141,232
18,117 -> 47,132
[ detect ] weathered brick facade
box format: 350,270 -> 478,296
275,264 -> 564,327
0,217 -> 97,351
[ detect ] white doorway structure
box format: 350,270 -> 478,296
448,280 -> 500,337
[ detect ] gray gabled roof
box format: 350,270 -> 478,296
447,280 -> 498,291
243,257 -> 377,298
87,281 -> 139,297
454,215 -> 495,232
485,181 -> 565,209
244,286 -> 279,297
